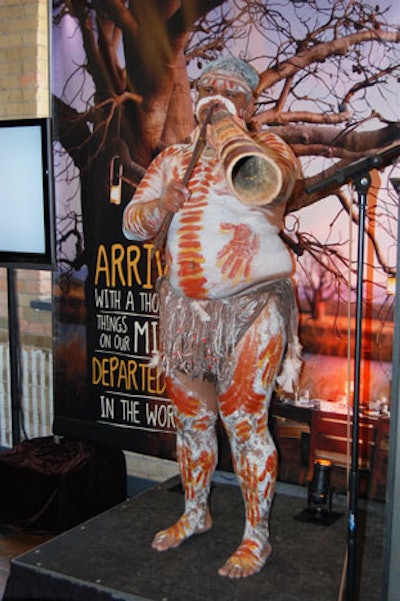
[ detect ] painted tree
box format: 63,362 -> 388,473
52,0 -> 400,284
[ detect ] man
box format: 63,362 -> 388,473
123,56 -> 301,579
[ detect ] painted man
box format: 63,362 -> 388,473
123,56 -> 301,579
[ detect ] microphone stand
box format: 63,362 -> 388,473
306,144 -> 400,601
346,171 -> 369,601
306,144 -> 400,195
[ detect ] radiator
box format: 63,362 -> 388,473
0,344 -> 53,447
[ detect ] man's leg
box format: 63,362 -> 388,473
218,298 -> 285,578
152,373 -> 218,551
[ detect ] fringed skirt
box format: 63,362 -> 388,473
157,277 -> 298,390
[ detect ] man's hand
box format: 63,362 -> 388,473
161,181 -> 191,213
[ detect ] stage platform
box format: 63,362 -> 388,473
3,476 -> 385,601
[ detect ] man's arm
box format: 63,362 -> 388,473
122,151 -> 190,241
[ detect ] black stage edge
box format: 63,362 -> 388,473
4,476 -> 384,601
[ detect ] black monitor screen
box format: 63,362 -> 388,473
0,117 -> 55,269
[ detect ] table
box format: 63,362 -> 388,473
270,397 -> 387,500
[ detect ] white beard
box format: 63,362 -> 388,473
195,94 -> 237,122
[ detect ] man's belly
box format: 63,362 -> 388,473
165,184 -> 293,299
166,221 -> 294,299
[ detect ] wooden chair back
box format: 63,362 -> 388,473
307,410 -> 377,482
369,417 -> 390,500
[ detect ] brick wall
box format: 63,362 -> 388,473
0,0 -> 52,347
0,0 -> 49,118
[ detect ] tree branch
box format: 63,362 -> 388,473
256,28 -> 400,95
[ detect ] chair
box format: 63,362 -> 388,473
272,415 -> 310,485
369,417 -> 390,501
307,411 -> 377,486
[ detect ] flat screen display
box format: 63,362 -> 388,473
0,117 -> 55,269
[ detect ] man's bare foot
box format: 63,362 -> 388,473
151,508 -> 212,552
218,538 -> 272,578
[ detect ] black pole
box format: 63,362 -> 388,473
7,267 -> 22,446
346,172 -> 371,601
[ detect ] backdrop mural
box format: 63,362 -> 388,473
51,0 -> 400,460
